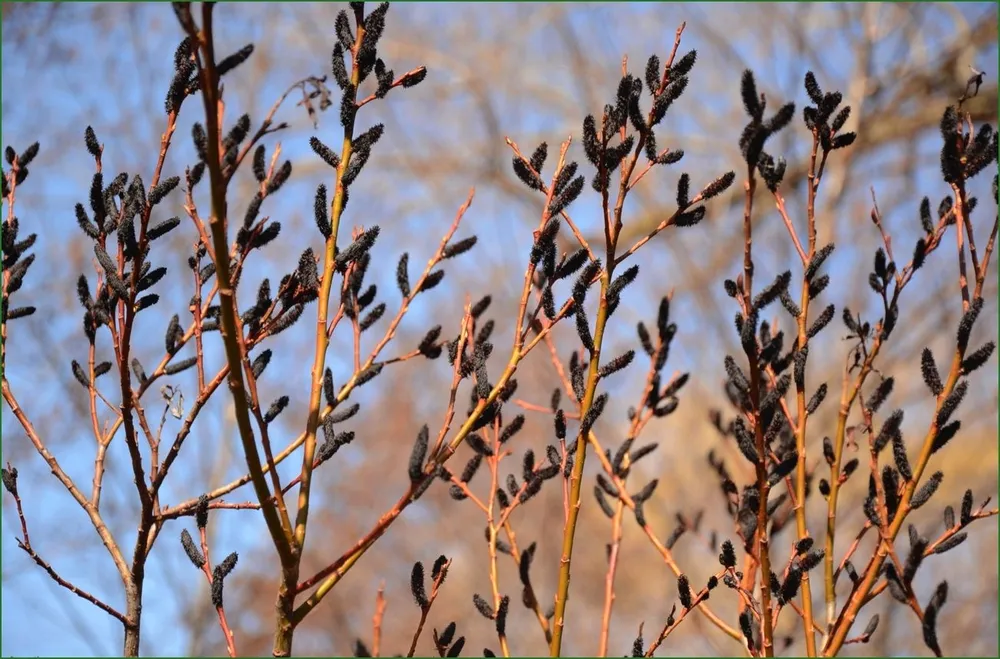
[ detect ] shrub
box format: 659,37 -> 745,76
2,3 -> 996,657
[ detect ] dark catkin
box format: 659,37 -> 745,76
674,205 -> 705,227
903,537 -> 928,583
411,561 -> 429,609
961,341 -> 996,374
411,465 -> 441,501
701,171 -> 736,200
265,160 -> 293,195
547,175 -> 585,217
596,473 -> 619,498
633,503 -> 647,527
956,298 -> 983,353
429,555 -> 450,584
629,442 -> 658,465
575,307 -> 594,352
719,540 -> 737,568
470,295 -> 493,319
806,383 -> 827,414
874,409 -> 904,453
408,425 -> 429,483
934,381 -> 967,428
598,350 -> 635,379
607,264 -> 639,300
882,467 -> 900,519
336,226 -> 381,271
465,433 -> 494,457
724,355 -> 750,393
631,630 -> 644,658
506,473 -> 519,499
804,243 -> 835,281
264,396 -> 290,424
752,271 -> 791,311
130,358 -> 148,384
445,637 -> 465,658
180,529 -> 205,568
580,392 -> 608,435
676,173 -> 691,207
793,346 -> 809,389
328,403 -> 361,425
866,376 -> 894,413
250,221 -> 282,250
195,495 -> 209,529
739,610 -> 754,647
933,532 -> 967,554
83,125 -> 102,159
677,574 -> 693,608
572,259 -> 602,304
807,303 -> 834,338
808,274 -> 830,299
323,367 -> 336,406
632,479 -> 659,504
513,155 -> 544,191
862,614 -> 879,641
318,429 -> 354,462
910,471 -> 943,509
495,596 -> 509,637
216,43 -> 254,78
921,348 -> 943,396
149,176 -> 180,206
70,361 -> 90,388
800,549 -> 824,572
1,467 -> 17,495
637,322 -> 655,356
473,593 -> 494,619
360,303 -> 386,331
211,552 -> 239,608
354,362 -> 384,387
960,489 -> 974,526
314,184 -> 331,238
922,581 -> 948,657
612,439 -> 634,475
164,357 -> 197,375
422,270 -> 445,292
733,417 -> 759,465
780,567 -> 802,604
665,525 -> 685,549
841,458 -> 859,481
844,561 -> 858,585
892,435 -> 912,481
930,420 -> 961,454
943,505 -> 956,530
499,415 -> 525,444
552,161 -> 579,196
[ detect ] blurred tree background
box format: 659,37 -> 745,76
2,2 -> 996,656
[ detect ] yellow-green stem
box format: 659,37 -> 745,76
795,133 -> 821,657
823,342 -> 880,630
549,274 -> 611,657
274,11 -> 365,657
824,346 -> 964,655
194,4 -> 292,572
